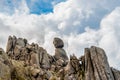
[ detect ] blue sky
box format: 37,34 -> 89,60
0,0 -> 66,14
26,0 -> 66,14
0,0 -> 120,69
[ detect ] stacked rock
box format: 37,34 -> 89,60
52,37 -> 68,72
53,37 -> 68,61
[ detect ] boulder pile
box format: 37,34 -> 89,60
0,36 -> 119,80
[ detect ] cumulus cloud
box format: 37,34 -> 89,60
0,0 -> 120,69
99,7 -> 120,69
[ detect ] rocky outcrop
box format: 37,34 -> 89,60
64,54 -> 84,80
0,36 -> 119,80
6,36 -> 51,69
84,46 -> 115,80
53,37 -> 68,62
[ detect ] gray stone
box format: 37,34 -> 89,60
53,37 -> 64,48
16,38 -> 26,47
85,46 -> 115,80
111,68 -> 120,80
65,55 -> 80,75
38,47 -> 51,69
13,45 -> 21,58
30,52 -> 39,67
0,48 -> 9,63
6,36 -> 13,53
12,36 -> 17,48
54,48 -> 68,61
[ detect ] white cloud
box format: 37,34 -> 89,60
99,7 -> 120,69
0,0 -> 120,69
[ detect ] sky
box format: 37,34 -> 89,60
0,0 -> 120,69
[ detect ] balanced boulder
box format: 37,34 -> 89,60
53,37 -> 68,62
53,37 -> 64,48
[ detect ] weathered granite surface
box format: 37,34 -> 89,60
0,36 -> 119,80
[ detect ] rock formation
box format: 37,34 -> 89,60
53,37 -> 68,61
0,35 -> 119,80
84,46 -> 114,80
